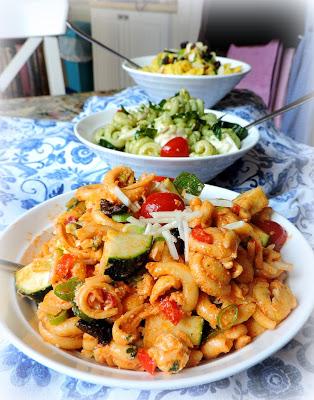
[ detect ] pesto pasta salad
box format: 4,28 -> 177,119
15,166 -> 296,375
94,89 -> 248,157
141,41 -> 242,76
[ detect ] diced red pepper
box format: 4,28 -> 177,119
55,254 -> 75,281
152,176 -> 174,182
66,215 -> 78,224
231,204 -> 241,215
159,297 -> 184,325
191,227 -> 213,244
137,348 -> 156,375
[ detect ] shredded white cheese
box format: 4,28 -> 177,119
208,199 -> 233,207
223,221 -> 245,230
162,230 -> 179,260
113,186 -> 139,213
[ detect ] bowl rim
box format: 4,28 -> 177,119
74,108 -> 260,162
122,55 -> 252,79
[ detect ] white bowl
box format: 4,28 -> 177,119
74,109 -> 259,182
122,55 -> 251,107
1,185 -> 314,389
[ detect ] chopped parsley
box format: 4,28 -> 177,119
126,346 -> 138,359
169,360 -> 180,372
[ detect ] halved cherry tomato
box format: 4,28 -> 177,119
191,227 -> 213,244
55,254 -> 76,281
137,348 -> 156,375
255,220 -> 288,251
152,176 -> 174,182
139,192 -> 185,218
159,297 -> 184,325
160,137 -> 189,157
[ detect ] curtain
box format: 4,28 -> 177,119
281,2 -> 314,145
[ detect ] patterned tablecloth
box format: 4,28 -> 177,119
0,87 -> 314,400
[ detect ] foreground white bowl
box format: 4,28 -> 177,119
122,55 -> 251,107
74,109 -> 259,182
0,186 -> 314,389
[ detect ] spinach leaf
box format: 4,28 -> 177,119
134,127 -> 157,140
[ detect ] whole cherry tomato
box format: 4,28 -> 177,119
160,137 -> 189,157
139,192 -> 185,218
255,220 -> 288,251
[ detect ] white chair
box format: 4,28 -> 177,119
0,0 -> 69,95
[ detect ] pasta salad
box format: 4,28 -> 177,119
94,89 -> 248,157
141,41 -> 242,76
15,166 -> 297,375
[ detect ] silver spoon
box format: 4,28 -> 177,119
0,258 -> 24,272
66,20 -> 141,69
245,91 -> 314,129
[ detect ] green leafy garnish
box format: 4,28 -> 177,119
174,172 -> 204,196
119,105 -> 129,114
98,138 -> 120,150
212,120 -> 248,141
126,346 -> 138,359
169,360 -> 180,372
134,127 -> 157,140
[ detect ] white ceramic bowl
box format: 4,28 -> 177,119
1,185 -> 314,389
74,109 -> 259,182
122,55 -> 251,107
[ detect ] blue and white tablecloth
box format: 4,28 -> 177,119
0,87 -> 314,400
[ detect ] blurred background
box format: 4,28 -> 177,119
0,0 -> 313,144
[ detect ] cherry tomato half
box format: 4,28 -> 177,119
159,297 -> 184,325
139,192 -> 185,218
191,227 -> 214,244
255,220 -> 288,251
160,137 -> 189,157
137,348 -> 156,375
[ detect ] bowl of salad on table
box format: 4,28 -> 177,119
122,41 -> 251,107
75,89 -> 259,182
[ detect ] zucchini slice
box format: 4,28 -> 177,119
15,258 -> 52,303
251,224 -> 270,247
144,315 -> 204,347
105,230 -> 152,281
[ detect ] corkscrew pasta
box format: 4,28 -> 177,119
15,166 -> 297,375
94,89 -> 248,157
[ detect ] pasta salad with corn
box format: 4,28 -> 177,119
94,89 -> 248,157
15,166 -> 297,375
142,41 -> 242,76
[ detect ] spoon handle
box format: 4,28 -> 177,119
66,21 -> 141,69
245,91 -> 314,129
0,258 -> 23,272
